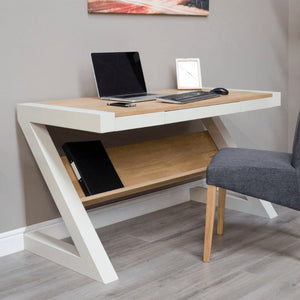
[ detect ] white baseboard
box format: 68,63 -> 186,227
0,227 -> 26,257
190,185 -> 278,219
1,181 -> 202,257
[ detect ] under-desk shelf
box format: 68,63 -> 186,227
61,131 -> 218,207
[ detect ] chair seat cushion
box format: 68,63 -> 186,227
206,148 -> 300,210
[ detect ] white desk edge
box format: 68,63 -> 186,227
17,91 -> 281,133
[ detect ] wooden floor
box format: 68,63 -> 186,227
1,201 -> 300,299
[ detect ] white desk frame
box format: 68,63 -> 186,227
17,90 -> 281,283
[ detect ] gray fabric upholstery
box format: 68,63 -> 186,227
207,148 -> 300,211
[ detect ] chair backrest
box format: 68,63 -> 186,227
291,112 -> 300,168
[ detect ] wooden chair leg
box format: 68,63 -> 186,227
217,188 -> 226,235
203,185 -> 217,263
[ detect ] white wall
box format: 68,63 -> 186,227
0,0 -> 290,232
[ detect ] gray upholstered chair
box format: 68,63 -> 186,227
203,115 -> 300,262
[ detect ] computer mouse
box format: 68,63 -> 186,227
210,87 -> 229,95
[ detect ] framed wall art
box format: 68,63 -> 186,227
176,58 -> 202,90
88,0 -> 209,16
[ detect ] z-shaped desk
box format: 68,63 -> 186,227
17,89 -> 281,283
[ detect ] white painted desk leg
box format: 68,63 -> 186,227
196,117 -> 278,219
18,118 -> 118,283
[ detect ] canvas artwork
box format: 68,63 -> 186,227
88,0 -> 209,16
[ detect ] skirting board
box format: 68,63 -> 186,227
0,227 -> 26,257
0,180 -> 201,257
190,186 -> 278,219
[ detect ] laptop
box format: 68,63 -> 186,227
91,52 -> 163,102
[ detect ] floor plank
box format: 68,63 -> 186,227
0,201 -> 299,299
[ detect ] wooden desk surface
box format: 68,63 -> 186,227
40,89 -> 273,118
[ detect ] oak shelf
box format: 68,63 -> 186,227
62,131 -> 218,208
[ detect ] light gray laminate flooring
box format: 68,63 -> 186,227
1,201 -> 300,299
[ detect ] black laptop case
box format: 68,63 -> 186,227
62,140 -> 123,196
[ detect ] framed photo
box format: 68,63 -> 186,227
176,58 -> 202,90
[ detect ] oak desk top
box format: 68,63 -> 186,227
39,89 -> 273,118
17,89 -> 280,134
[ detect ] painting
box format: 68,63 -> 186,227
88,0 -> 209,16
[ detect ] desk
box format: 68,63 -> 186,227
17,89 -> 281,283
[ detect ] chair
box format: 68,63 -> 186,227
203,114 -> 300,262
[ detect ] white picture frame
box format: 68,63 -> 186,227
176,58 -> 202,90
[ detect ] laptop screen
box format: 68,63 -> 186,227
91,52 -> 147,97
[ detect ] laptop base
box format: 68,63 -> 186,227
101,94 -> 164,103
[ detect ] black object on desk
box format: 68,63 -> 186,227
107,102 -> 136,107
62,140 -> 123,196
210,87 -> 229,95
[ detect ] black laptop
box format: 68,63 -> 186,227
91,52 -> 163,102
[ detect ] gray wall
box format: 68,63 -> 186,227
0,0 -> 291,233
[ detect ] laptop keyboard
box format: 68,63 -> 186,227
157,91 -> 221,104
